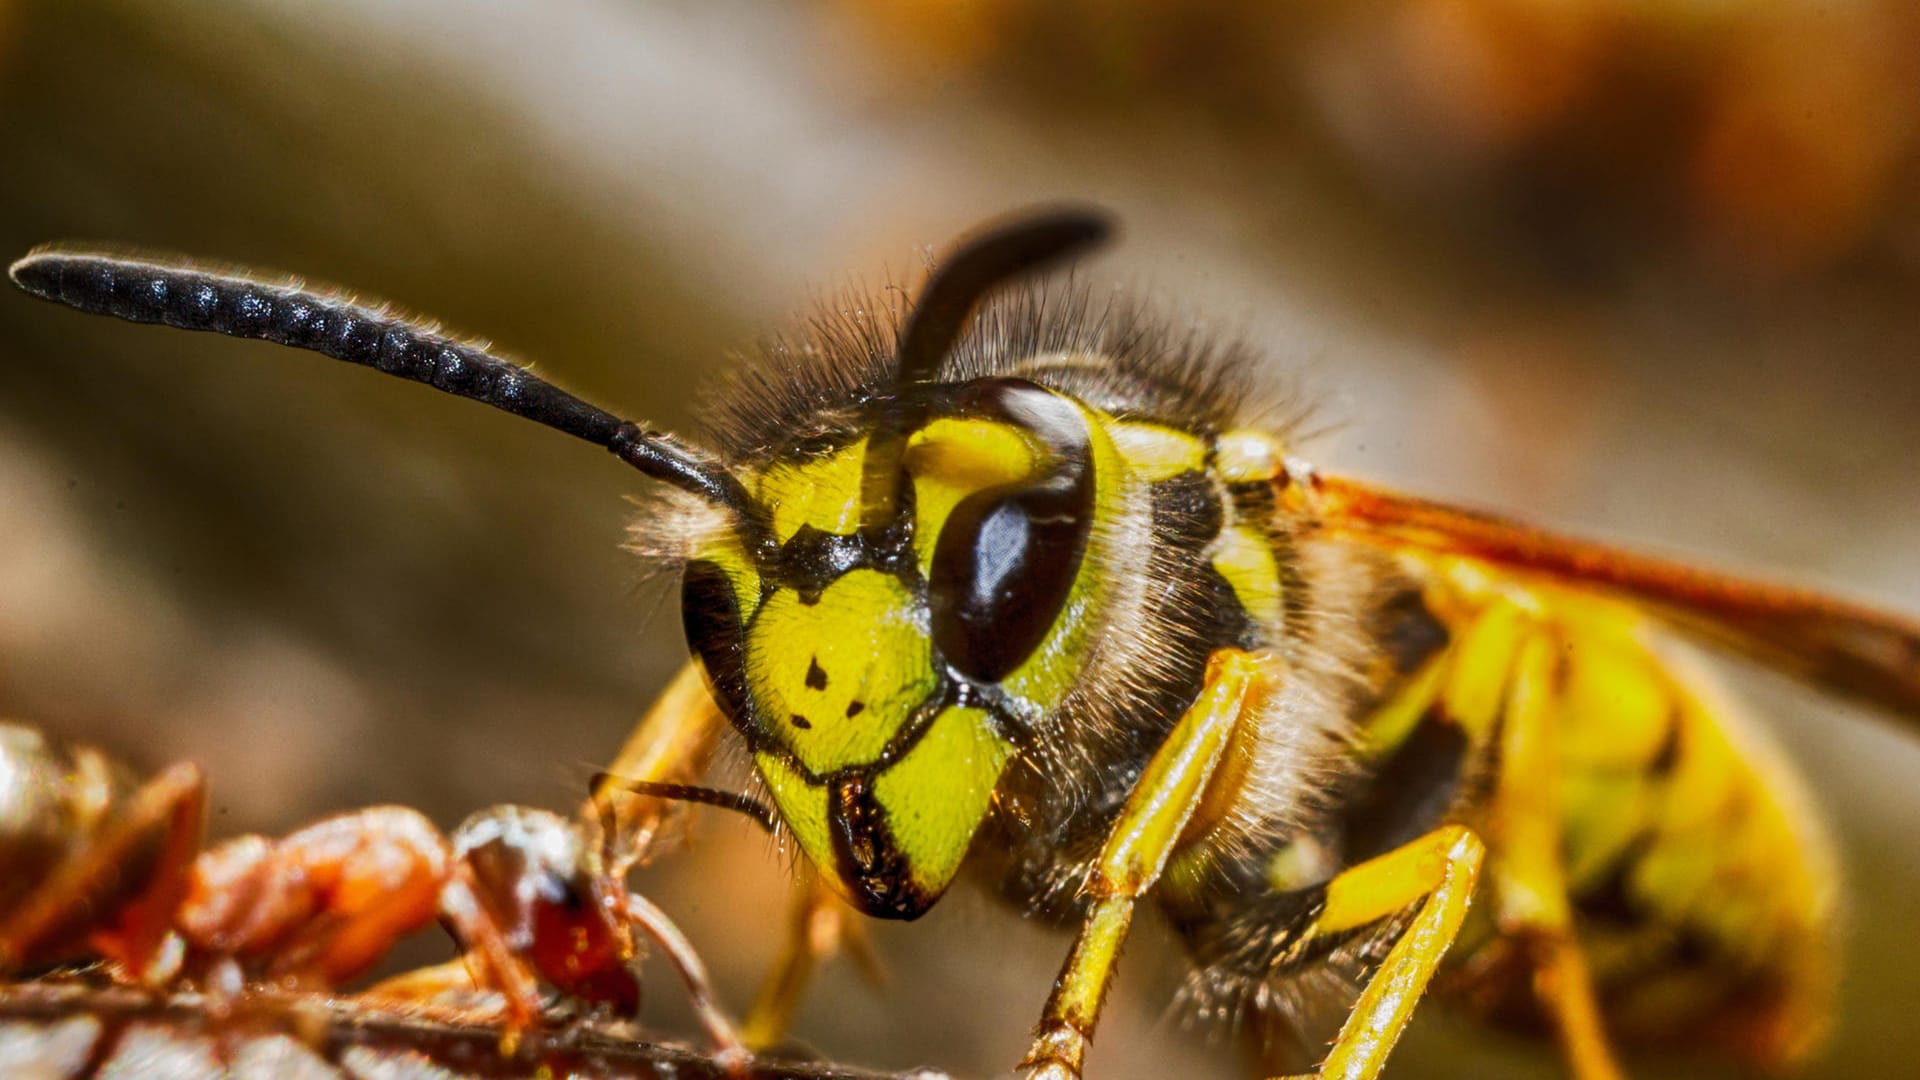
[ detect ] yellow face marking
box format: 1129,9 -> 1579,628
1214,429 -> 1284,484
745,569 -> 934,775
871,705 -> 1014,896
756,439 -> 869,543
1209,524 -> 1284,629
689,529 -> 762,616
906,417 -> 1038,487
756,751 -> 835,885
1106,420 -> 1205,482
905,417 -> 1041,574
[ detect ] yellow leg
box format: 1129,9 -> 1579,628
1280,825 -> 1486,1080
585,660 -> 729,876
1489,633 -> 1624,1080
1020,649 -> 1268,1079
741,867 -> 887,1051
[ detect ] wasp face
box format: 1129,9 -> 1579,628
680,378 -> 1112,918
4,210 -> 1118,924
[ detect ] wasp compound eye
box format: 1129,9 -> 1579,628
930,479 -> 1090,682
927,382 -> 1095,684
680,559 -> 752,724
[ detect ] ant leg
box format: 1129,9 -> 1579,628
0,760 -> 205,978
362,957 -> 482,1009
438,862 -> 547,1029
621,889 -> 749,1068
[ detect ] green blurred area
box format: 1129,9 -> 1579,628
0,2 -> 1916,1077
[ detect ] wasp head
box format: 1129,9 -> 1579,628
678,211 -> 1115,918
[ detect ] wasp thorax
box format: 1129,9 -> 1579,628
677,378 -> 1106,918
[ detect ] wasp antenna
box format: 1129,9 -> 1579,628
894,205 -> 1114,387
8,246 -> 754,515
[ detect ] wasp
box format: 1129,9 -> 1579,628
0,719 -> 746,1061
9,208 -> 1918,1079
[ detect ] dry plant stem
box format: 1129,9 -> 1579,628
0,978 -> 930,1080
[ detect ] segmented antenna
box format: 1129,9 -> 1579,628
859,207 -> 1114,527
7,247 -> 753,515
893,206 -> 1114,387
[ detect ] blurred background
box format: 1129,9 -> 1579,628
1,1 -> 1917,1076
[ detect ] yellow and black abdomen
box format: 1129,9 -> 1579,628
1404,568 -> 1840,1067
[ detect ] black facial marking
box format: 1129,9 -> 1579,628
845,700 -> 866,718
790,715 -> 813,731
827,772 -> 936,919
775,522 -> 918,602
805,657 -> 829,690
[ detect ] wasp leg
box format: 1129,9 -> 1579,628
587,660 -> 729,875
741,867 -> 887,1051
0,760 -> 205,979
1277,825 -> 1487,1080
1487,632 -> 1624,1080
1021,649 -> 1267,1080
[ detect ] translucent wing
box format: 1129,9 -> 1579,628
1300,473 -> 1920,719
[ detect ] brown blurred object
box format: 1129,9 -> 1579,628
1689,8 -> 1916,281
833,0 -> 1920,286
0,979 -> 920,1080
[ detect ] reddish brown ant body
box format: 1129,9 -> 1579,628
0,721 -> 746,1062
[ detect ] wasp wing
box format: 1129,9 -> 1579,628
1301,473 -> 1920,719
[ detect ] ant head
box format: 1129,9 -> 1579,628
453,805 -> 639,1015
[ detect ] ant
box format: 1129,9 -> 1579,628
0,719 -> 753,1065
